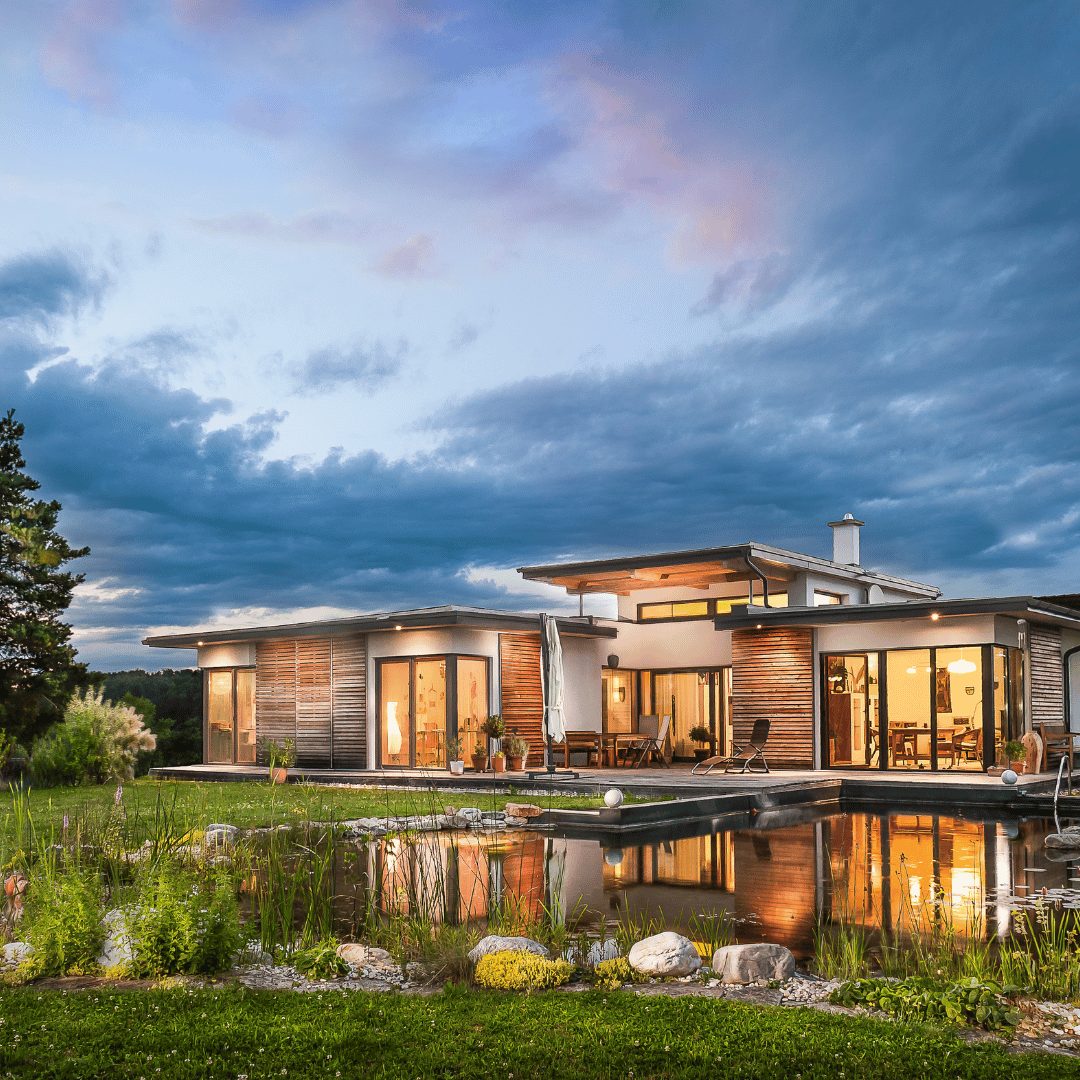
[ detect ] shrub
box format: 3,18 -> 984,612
292,938 -> 349,980
593,956 -> 634,989
473,951 -> 573,991
23,865 -> 106,977
831,976 -> 1021,1032
125,859 -> 242,977
31,689 -> 156,787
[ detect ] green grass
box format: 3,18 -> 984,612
0,986 -> 1074,1079
0,778 -> 642,847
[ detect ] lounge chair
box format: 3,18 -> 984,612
692,717 -> 771,775
1040,722 -> 1075,773
628,715 -> 671,768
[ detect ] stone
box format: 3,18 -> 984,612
4,873 -> 28,897
337,943 -> 395,968
1,941 -> 32,968
467,935 -> 549,963
456,807 -> 483,824
627,932 -> 701,978
503,802 -> 543,819
504,815 -> 529,828
204,823 -> 240,848
587,939 -> 622,966
97,909 -> 133,970
711,943 -> 796,985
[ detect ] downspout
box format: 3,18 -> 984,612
743,553 -> 772,607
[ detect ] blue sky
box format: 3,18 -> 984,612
1,1 -> 1079,670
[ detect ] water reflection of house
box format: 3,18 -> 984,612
372,833 -> 547,925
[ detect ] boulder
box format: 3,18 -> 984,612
587,939 -> 622,966
504,815 -> 529,828
503,803 -> 543,820
1045,829 -> 1080,850
337,943 -> 395,969
97,909 -> 133,970
711,943 -> 796,985
1,942 -> 32,968
456,807 -> 483,824
204,823 -> 240,849
467,935 -> 549,963
627,932 -> 701,977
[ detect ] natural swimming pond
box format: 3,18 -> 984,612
262,806 -> 1079,962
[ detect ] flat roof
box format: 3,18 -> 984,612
519,541 -> 940,597
144,604 -> 618,650
714,595 -> 1080,631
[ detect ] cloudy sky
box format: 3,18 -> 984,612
2,1 -> 1079,671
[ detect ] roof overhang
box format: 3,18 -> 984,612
714,595 -> 1080,632
519,541 -> 939,597
144,607 -> 618,650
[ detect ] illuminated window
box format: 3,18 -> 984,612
639,592 -> 788,622
814,591 -> 844,606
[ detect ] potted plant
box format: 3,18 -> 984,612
470,742 -> 488,772
259,737 -> 296,784
481,714 -> 505,762
505,734 -> 529,771
491,749 -> 506,774
689,724 -> 713,764
446,736 -> 465,775
1005,739 -> 1026,774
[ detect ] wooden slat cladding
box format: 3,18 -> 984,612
255,639 -> 297,750
500,633 -> 545,754
296,638 -> 332,766
330,636 -> 367,767
731,627 -> 814,768
1030,624 -> 1065,724
255,635 -> 368,767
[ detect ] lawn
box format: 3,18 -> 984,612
0,985 -> 1075,1079
0,777 -> 634,846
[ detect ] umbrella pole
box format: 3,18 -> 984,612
528,612 -> 578,781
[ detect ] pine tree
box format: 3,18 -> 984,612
0,409 -> 89,744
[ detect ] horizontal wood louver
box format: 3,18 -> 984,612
255,639 -> 297,751
330,636 -> 367,767
1030,624 -> 1065,725
500,633 -> 544,754
296,637 -> 332,766
731,627 -> 814,768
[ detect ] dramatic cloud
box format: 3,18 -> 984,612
287,340 -> 406,395
0,250 -> 109,326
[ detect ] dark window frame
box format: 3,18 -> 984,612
202,666 -> 256,765
819,643 -> 1023,773
375,653 -> 492,769
637,593 -> 789,623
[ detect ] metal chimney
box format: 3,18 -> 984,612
827,513 -> 864,565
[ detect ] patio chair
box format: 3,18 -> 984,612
628,715 -> 670,768
692,717 -> 771,775
1039,723 -> 1075,773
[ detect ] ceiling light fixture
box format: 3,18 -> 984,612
947,649 -> 977,675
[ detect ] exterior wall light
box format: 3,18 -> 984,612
930,613 -> 941,621
394,624 -> 403,631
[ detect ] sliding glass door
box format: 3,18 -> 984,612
644,668 -> 730,760
205,668 -> 256,764
378,655 -> 489,768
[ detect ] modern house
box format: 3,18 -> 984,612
144,515 -> 1080,774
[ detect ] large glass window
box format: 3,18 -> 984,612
886,650 -> 932,769
205,668 -> 256,764
602,668 -> 637,733
825,646 -> 1022,772
825,654 -> 879,767
936,647 -> 984,772
379,655 -> 489,769
638,592 -> 788,621
457,657 -> 489,763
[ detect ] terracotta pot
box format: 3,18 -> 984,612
492,756 -> 506,774
1010,760 -> 1026,775
508,754 -> 524,771
271,767 -> 288,785
471,753 -> 488,772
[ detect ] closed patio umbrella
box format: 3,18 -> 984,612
542,612 -> 566,746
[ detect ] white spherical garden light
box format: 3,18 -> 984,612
604,787 -> 624,808
1001,769 -> 1019,786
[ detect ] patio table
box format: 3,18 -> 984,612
600,732 -> 645,767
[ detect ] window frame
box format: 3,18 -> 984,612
202,666 -> 256,765
637,593 -> 789,623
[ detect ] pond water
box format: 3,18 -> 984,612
317,808 -> 1079,960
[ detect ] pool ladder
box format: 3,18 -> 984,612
1053,753 -> 1072,835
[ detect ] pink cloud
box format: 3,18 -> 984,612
373,233 -> 436,278
40,0 -> 126,107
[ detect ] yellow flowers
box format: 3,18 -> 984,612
473,951 -> 572,991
